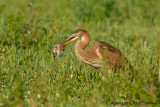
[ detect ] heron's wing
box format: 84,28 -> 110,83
96,45 -> 122,61
89,41 -> 121,56
94,41 -> 131,70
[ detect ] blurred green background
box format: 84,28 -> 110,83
0,0 -> 160,106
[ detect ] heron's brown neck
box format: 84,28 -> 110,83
74,32 -> 89,59
74,32 -> 101,67
74,32 -> 93,59
75,32 -> 90,50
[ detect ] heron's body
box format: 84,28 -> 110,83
55,29 -> 132,71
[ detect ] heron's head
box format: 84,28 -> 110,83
62,29 -> 87,45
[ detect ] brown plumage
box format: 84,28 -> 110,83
61,29 -> 132,71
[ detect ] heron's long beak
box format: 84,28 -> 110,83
61,33 -> 79,45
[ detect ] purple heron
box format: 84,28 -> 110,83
54,29 -> 132,71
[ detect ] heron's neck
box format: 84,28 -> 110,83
75,33 -> 90,50
74,33 -> 91,60
74,33 -> 101,67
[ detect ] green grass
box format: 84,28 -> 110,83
0,0 -> 160,106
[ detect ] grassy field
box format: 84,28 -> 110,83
0,0 -> 160,106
